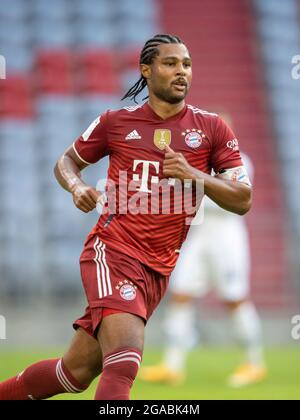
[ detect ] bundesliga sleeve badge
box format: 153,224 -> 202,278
182,129 -> 206,149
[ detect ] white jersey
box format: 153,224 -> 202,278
169,153 -> 253,301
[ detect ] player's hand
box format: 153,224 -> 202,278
163,145 -> 195,182
71,183 -> 104,213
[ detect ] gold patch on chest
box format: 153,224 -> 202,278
153,129 -> 171,150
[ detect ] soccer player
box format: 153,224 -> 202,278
0,34 -> 252,400
139,153 -> 267,388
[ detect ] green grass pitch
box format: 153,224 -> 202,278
0,347 -> 299,400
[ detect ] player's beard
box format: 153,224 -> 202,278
153,84 -> 188,104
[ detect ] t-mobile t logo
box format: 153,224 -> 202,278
0,55 -> 6,79
0,315 -> 6,339
132,160 -> 160,193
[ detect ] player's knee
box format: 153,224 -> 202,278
102,347 -> 142,383
70,364 -> 102,387
63,356 -> 102,387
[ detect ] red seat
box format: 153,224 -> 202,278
120,48 -> 140,70
0,75 -> 33,118
34,49 -> 74,94
77,49 -> 119,94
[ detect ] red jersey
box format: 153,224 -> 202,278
73,102 -> 242,276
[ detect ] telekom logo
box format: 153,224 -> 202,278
95,160 -> 205,225
132,160 -> 160,193
132,160 -> 177,193
0,55 -> 6,79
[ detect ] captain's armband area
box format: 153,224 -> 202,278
216,166 -> 251,186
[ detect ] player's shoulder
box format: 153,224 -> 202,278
187,104 -> 219,121
106,104 -> 144,119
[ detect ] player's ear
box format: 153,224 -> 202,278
140,63 -> 151,80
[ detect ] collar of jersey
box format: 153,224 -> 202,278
143,102 -> 187,122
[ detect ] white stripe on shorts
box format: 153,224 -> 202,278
93,238 -> 112,299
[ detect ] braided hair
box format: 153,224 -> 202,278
121,34 -> 183,103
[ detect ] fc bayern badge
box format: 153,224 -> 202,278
182,129 -> 206,149
120,284 -> 136,301
116,280 -> 137,301
185,131 -> 202,148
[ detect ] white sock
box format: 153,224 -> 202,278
230,301 -> 265,367
162,302 -> 197,373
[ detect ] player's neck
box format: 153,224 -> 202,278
147,96 -> 185,120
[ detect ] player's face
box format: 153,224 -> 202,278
143,43 -> 192,104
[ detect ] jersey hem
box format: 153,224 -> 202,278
94,233 -> 174,277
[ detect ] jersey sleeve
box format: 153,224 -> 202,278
73,111 -> 110,164
210,115 -> 243,173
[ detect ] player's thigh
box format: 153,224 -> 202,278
97,312 -> 145,356
63,327 -> 102,377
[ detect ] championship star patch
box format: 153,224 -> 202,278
116,280 -> 137,301
182,129 -> 206,149
153,129 -> 171,150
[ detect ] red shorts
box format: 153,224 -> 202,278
73,234 -> 169,337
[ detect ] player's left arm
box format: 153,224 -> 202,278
196,167 -> 252,215
162,145 -> 251,215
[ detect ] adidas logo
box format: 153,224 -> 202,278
125,130 -> 141,140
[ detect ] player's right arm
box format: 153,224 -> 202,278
54,112 -> 110,213
54,147 -> 102,213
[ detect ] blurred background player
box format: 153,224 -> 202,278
140,115 -> 267,387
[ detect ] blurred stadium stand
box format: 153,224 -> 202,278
0,0 -> 299,323
0,0 -> 156,300
161,0 -> 299,308
254,0 -> 300,291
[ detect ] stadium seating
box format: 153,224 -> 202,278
31,0 -> 69,21
32,20 -> 72,48
254,0 -> 300,255
0,0 -> 146,293
76,50 -> 120,94
79,95 -> 120,127
72,21 -> 116,48
160,0 -> 293,307
0,120 -> 43,294
0,0 -> 28,20
73,0 -> 113,21
115,0 -> 158,20
34,50 -> 74,94
0,75 -> 34,118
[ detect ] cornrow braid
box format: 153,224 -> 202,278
121,34 -> 183,103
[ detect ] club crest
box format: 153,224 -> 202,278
116,280 -> 137,301
182,129 -> 206,149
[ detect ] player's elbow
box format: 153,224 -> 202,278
53,160 -> 60,181
236,188 -> 252,215
53,157 -> 66,183
237,202 -> 251,215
